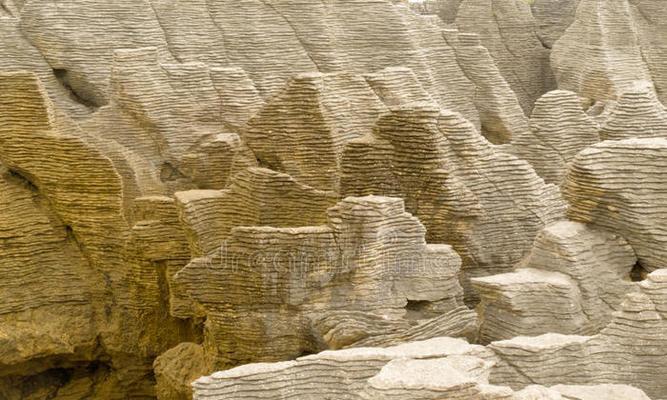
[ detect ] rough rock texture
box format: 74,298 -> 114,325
473,221 -> 638,342
530,0 -> 581,48
191,336 -> 652,400
2,0 -> 667,398
551,0 -> 653,102
154,343 -> 210,400
0,71 -> 201,398
456,0 -> 555,113
488,269 -> 667,399
409,0 -> 463,23
513,90 -> 599,184
14,0 -> 481,124
0,167 -> 98,377
563,138 -> 667,272
341,106 -> 566,302
244,71 -> 387,191
444,30 -> 529,144
599,85 -> 667,141
191,337 -> 501,399
174,196 -> 475,371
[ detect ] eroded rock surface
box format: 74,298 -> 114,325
2,0 -> 667,399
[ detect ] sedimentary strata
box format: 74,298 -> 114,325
1,0 -> 667,399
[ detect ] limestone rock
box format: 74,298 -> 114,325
628,0 -> 667,105
191,336 -> 653,400
473,221 -> 637,342
2,0 -> 667,398
444,30 -> 529,144
14,0 -> 480,123
488,269 -> 667,399
409,0 -> 463,24
0,168 -> 98,377
551,0 -> 652,102
364,67 -> 436,108
175,196 -> 473,368
154,343 -> 210,400
0,71 -> 201,398
191,337 -> 499,399
513,90 -> 600,185
342,105 -> 566,302
0,15 -> 89,117
530,0 -> 581,48
599,85 -> 667,141
562,138 -> 667,271
244,72 -> 387,191
175,167 -> 338,258
456,0 -> 555,113
19,0 -> 173,108
551,384 -> 652,400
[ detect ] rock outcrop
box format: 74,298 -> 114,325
562,138 -> 667,272
191,336 -> 652,400
488,269 -> 667,400
174,196 -> 475,371
530,0 -> 581,48
444,30 -> 529,144
599,85 -> 667,141
456,0 -> 555,113
513,90 -> 599,185
551,0 -> 653,102
473,221 -> 637,342
341,106 -> 565,302
2,0 -> 667,398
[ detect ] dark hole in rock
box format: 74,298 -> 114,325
630,262 -> 649,282
52,68 -> 102,109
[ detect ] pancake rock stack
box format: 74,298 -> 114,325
529,0 -> 581,48
512,90 -> 599,184
173,196 -> 475,368
473,221 -> 638,343
598,85 -> 667,141
443,30 -> 529,144
488,269 -> 667,400
1,0 -> 667,399
341,105 -> 566,302
456,0 -> 555,113
550,0 -> 665,104
562,138 -> 667,272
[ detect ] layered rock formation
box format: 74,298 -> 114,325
444,30 -> 529,144
456,0 -> 555,113
511,90 -> 599,185
2,0 -> 667,399
191,336 -> 652,400
341,106 -> 565,303
598,85 -> 667,141
488,269 -> 667,400
562,138 -> 667,272
473,221 -> 637,342
551,0 -> 652,101
173,196 -> 475,369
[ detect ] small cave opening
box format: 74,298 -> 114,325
404,300 -> 436,321
52,68 -> 102,109
630,262 -> 649,282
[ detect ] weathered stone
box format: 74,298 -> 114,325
474,221 -> 637,342
563,138 -> 667,272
